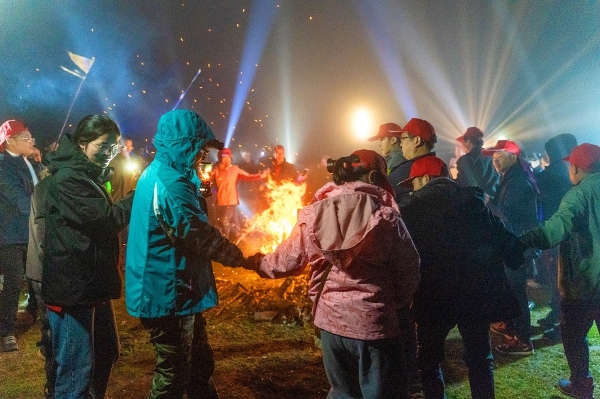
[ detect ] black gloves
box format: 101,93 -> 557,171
241,252 -> 265,271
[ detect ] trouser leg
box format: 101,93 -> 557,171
90,302 -> 120,399
49,306 -> 95,399
321,330 -> 404,399
457,321 -> 495,399
186,313 -> 219,399
0,244 -> 26,337
504,265 -> 531,341
397,304 -> 418,394
561,300 -> 594,381
320,330 -> 362,399
416,317 -> 454,399
142,315 -> 195,399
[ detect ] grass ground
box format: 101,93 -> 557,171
1,265 -> 599,398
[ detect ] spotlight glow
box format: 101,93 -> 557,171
224,0 -> 278,147
351,107 -> 375,140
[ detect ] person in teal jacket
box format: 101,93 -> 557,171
520,143 -> 600,399
125,110 -> 244,399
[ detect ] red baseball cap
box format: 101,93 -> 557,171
399,118 -> 437,143
563,143 -> 600,172
351,149 -> 394,194
457,127 -> 484,143
218,148 -> 232,157
400,156 -> 447,188
481,140 -> 521,156
367,123 -> 403,142
0,120 -> 29,152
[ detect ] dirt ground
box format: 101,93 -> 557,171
0,263 -> 332,399
1,259 -> 565,399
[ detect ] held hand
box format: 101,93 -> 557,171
261,169 -> 270,179
241,252 -> 265,271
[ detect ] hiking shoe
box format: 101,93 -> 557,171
558,377 -> 594,399
490,322 -> 514,339
1,335 -> 19,352
495,337 -> 534,355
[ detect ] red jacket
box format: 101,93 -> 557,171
211,164 -> 262,206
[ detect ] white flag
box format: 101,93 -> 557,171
60,65 -> 85,79
68,51 -> 94,74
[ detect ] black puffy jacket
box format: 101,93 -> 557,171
41,134 -> 133,306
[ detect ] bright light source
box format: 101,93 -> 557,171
351,107 -> 374,140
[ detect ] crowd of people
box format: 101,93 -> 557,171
0,111 -> 599,399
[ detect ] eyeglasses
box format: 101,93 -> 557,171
90,142 -> 124,157
10,136 -> 35,144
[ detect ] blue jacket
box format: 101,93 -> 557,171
125,110 -> 243,318
487,160 -> 540,236
0,152 -> 40,245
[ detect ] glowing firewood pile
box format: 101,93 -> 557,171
214,179 -> 312,324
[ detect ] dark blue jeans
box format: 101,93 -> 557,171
320,330 -> 405,399
48,302 -> 120,399
0,244 -> 26,337
141,313 -> 218,399
560,299 -> 600,382
417,316 -> 495,399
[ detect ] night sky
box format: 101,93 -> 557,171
2,1 -> 599,166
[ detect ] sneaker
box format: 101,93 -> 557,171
1,335 -> 19,352
558,377 -> 594,399
495,337 -> 534,356
490,322 -> 515,339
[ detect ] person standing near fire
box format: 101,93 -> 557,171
261,144 -> 306,185
242,149 -> 420,399
210,147 -> 268,240
125,110 -> 246,398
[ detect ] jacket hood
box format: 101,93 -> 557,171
312,180 -> 398,209
46,134 -> 106,181
153,110 -> 216,179
305,181 -> 400,269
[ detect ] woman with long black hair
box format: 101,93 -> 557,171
41,114 -> 134,398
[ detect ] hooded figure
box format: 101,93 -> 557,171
241,149 -> 420,398
537,133 -> 578,220
125,110 -> 243,398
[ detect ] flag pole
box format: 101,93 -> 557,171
172,69 -> 202,111
56,75 -> 86,143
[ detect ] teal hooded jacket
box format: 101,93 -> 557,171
125,110 -> 243,318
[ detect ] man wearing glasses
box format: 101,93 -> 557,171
387,118 -> 448,206
0,119 -> 41,352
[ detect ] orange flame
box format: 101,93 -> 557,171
240,179 -> 306,253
